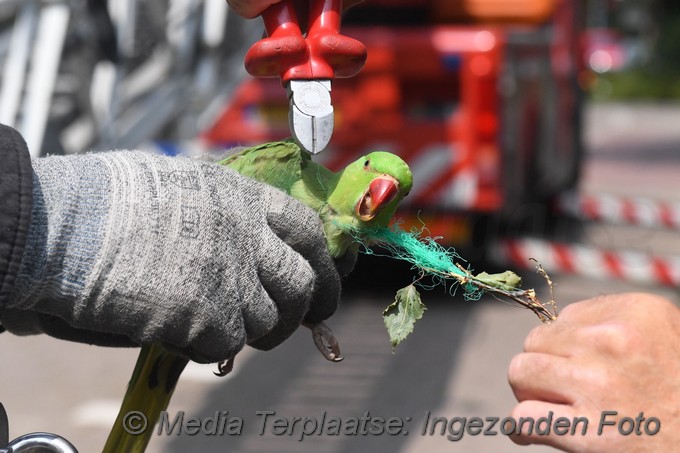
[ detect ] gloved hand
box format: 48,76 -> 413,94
2,151 -> 342,363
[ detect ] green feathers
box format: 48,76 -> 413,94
218,140 -> 309,195
218,141 -> 413,259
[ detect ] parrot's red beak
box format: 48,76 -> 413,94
356,176 -> 400,221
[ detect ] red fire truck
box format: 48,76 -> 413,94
202,0 -> 586,244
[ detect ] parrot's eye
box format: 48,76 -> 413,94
363,159 -> 370,169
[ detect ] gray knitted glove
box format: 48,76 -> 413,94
2,151 -> 341,363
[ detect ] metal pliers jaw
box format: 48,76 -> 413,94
288,79 -> 333,155
244,0 -> 366,155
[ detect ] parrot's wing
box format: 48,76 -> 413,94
218,140 -> 309,194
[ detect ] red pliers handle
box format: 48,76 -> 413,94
244,0 -> 367,154
245,0 -> 366,82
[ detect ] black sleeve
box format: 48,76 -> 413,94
0,125 -> 33,312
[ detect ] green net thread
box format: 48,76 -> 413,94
349,223 -> 485,301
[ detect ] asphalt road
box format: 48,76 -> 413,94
1,101 -> 678,452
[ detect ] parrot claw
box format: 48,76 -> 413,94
303,321 -> 344,362
214,357 -> 235,377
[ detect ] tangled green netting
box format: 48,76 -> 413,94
348,223 -> 485,301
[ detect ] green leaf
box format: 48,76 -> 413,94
383,284 -> 426,352
474,270 -> 522,291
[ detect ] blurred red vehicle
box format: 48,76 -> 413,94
203,0 -> 586,244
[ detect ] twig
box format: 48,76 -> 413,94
418,263 -> 558,324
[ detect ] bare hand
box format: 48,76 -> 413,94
508,292 -> 680,452
226,0 -> 364,19
226,0 -> 281,19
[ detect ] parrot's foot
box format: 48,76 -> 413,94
303,321 -> 343,362
214,357 -> 235,377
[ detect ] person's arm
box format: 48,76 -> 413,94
0,125 -> 33,318
508,292 -> 680,452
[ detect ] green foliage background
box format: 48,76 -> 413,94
591,0 -> 680,100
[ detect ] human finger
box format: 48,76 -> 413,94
226,0 -> 281,19
508,352 -> 576,404
509,400 -> 592,452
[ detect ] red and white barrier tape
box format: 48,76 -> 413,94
557,192 -> 680,231
495,238 -> 680,287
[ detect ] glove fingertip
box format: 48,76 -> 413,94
248,321 -> 297,351
334,245 -> 359,278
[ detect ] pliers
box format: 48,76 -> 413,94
244,0 -> 366,154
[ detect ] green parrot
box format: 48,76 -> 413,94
220,140 -> 413,259
103,141 -> 413,452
